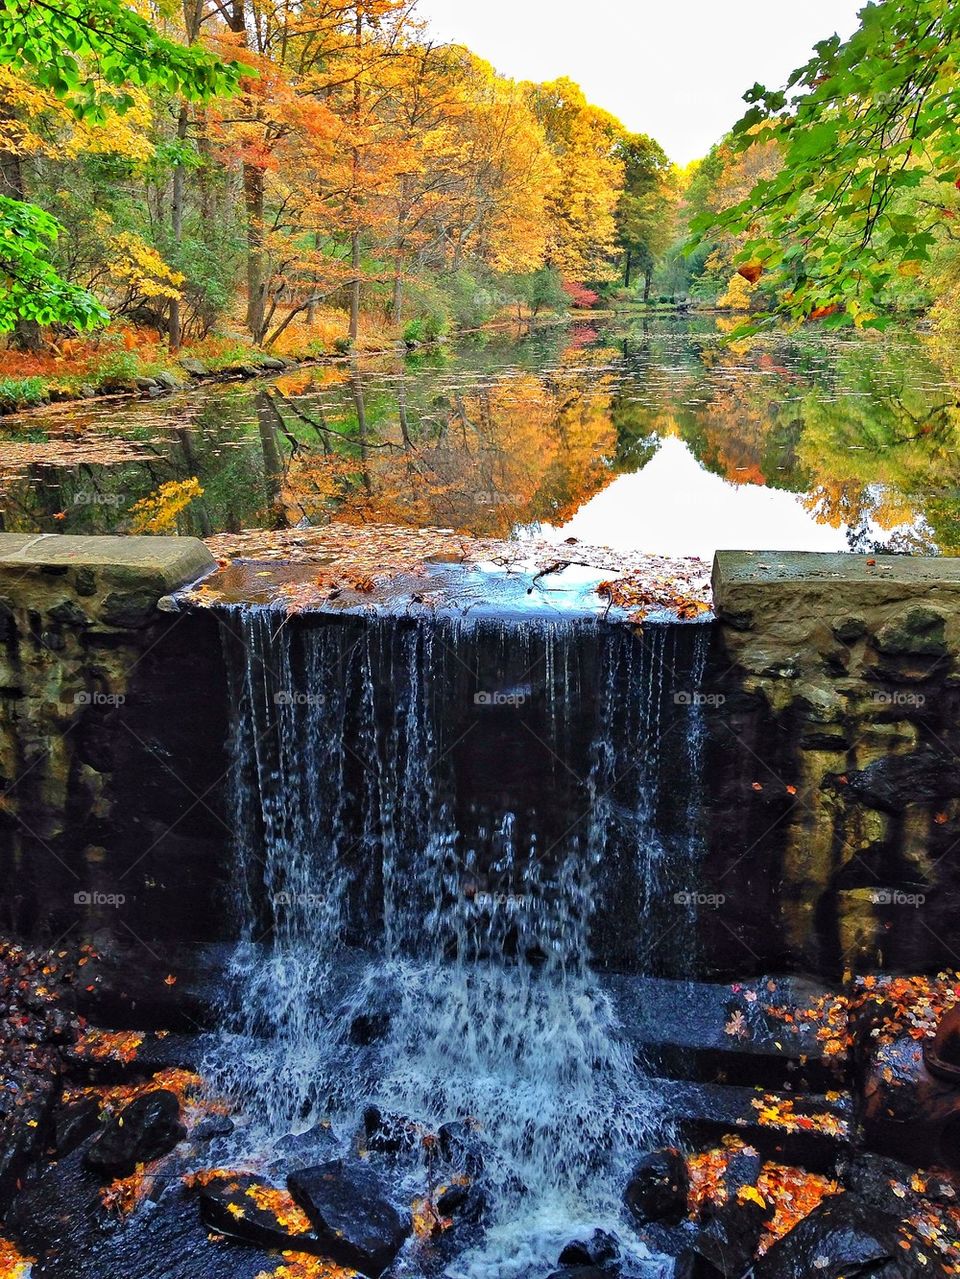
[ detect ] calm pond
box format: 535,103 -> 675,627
4,314 -> 960,559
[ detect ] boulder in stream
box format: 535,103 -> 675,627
198,1171 -> 325,1253
752,1195 -> 907,1278
557,1227 -> 620,1267
691,1193 -> 772,1276
288,1159 -> 411,1277
363,1103 -> 423,1154
624,1147 -> 689,1225
547,1268 -> 616,1279
84,1089 -> 186,1178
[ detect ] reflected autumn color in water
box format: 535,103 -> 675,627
3,316 -> 960,558
271,344 -> 619,538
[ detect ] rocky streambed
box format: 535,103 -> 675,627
1,937 -> 959,1278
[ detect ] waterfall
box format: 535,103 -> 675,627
206,607 -> 709,1276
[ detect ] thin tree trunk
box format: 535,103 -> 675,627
169,0 -> 204,351
349,230 -> 361,342
348,9 -> 362,343
168,104 -> 188,350
643,264 -> 653,304
0,107 -> 41,351
227,0 -> 267,343
392,270 -> 403,325
306,233 -> 321,325
245,164 -> 266,341
624,250 -> 632,288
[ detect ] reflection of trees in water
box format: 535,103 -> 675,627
5,320 -> 960,548
266,345 -> 623,537
621,325 -> 960,553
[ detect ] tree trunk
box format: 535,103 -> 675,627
392,269 -> 403,325
347,8 -> 363,345
169,0 -> 205,351
349,230 -> 361,342
624,250 -> 632,288
168,104 -> 189,351
306,234 -> 321,326
227,0 -> 267,343
643,265 -> 653,304
245,164 -> 266,341
0,109 -> 41,351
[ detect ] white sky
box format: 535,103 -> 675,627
417,0 -> 865,165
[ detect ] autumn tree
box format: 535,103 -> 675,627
693,0 -> 960,326
0,0 -> 242,340
613,131 -> 673,298
525,77 -> 623,283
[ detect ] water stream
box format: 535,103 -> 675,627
206,607 -> 709,1276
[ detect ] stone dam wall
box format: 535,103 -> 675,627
0,535 -> 229,947
0,534 -> 959,981
704,551 -> 960,977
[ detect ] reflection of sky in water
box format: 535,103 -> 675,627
3,318 -> 956,556
532,436 -> 935,562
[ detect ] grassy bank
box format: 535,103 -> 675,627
0,302 -> 594,414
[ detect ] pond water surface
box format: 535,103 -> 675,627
5,315 -> 960,559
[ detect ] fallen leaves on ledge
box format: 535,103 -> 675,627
254,1257 -> 359,1279
100,1162 -> 158,1218
755,1163 -> 841,1254
750,1093 -> 849,1140
687,1137 -> 841,1251
73,1029 -> 143,1064
197,521 -> 712,621
763,971 -> 960,1057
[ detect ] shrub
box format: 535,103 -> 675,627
0,376 -> 47,411
441,270 -> 501,329
562,280 -> 600,309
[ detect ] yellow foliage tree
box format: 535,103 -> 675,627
717,271 -> 755,311
129,478 -> 204,533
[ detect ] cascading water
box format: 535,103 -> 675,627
206,607 -> 710,1277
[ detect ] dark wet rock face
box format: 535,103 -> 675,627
363,1104 -> 422,1154
192,1114 -> 235,1142
435,1181 -> 487,1223
624,1147 -> 689,1225
197,1172 -> 325,1253
85,1089 -> 186,1178
436,1119 -> 486,1176
557,1227 -> 620,1266
925,1004 -> 960,1083
288,1159 -> 411,1277
547,1269 -> 615,1279
53,1096 -> 101,1156
752,1197 -> 905,1278
692,1195 -> 771,1277
842,745 -> 960,814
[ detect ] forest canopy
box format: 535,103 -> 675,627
4,0 -> 960,361
0,0 -> 676,352
687,0 -> 960,332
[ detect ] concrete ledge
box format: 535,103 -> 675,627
0,534 -> 216,593
714,550 -> 960,594
713,551 -> 960,632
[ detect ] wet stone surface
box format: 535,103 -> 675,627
0,937 -> 957,1277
